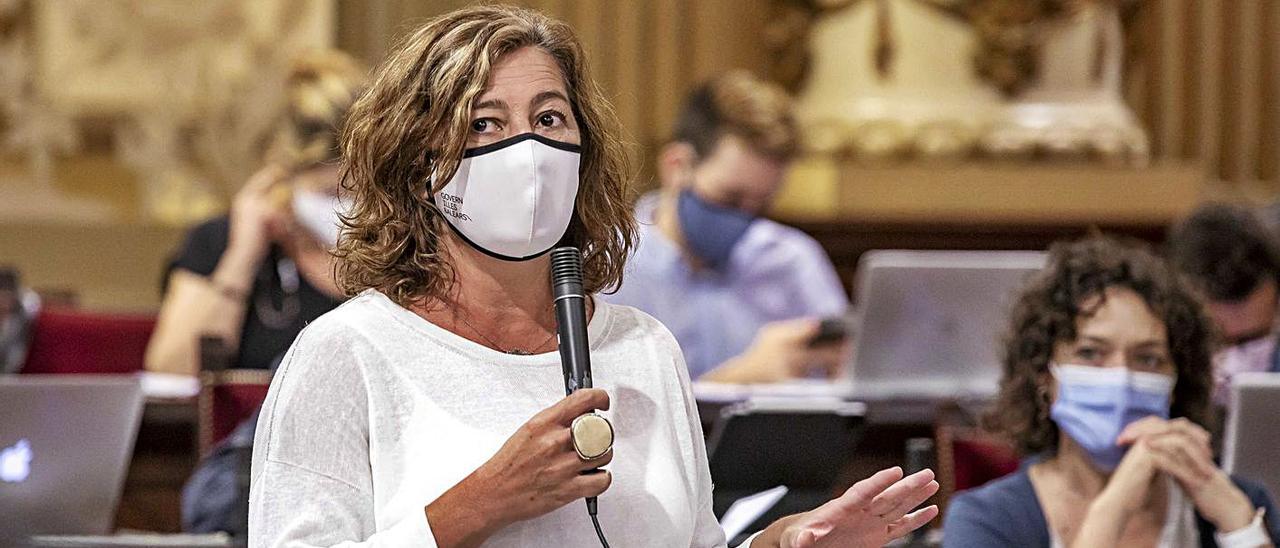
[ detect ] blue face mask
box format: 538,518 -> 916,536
676,189 -> 756,271
1049,364 -> 1175,471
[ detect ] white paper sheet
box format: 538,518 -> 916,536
138,372 -> 200,400
719,485 -> 789,541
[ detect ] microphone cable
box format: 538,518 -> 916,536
588,498 -> 609,548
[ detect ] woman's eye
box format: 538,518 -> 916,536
1075,347 -> 1101,361
537,112 -> 564,128
1134,354 -> 1168,371
471,119 -> 496,133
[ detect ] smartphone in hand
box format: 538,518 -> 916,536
808,317 -> 849,348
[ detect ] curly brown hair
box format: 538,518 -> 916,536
334,5 -> 635,305
984,236 -> 1215,456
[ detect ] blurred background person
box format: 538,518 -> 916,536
1167,203 -> 1280,406
143,50 -> 365,377
604,71 -> 848,384
150,50 -> 366,536
0,267 -> 39,374
945,237 -> 1277,547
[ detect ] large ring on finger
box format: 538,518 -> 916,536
571,412 -> 614,461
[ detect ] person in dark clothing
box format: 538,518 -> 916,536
145,50 -> 365,375
945,237 -> 1277,547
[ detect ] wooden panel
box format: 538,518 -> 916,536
1137,0 -> 1163,156
1232,0 -> 1263,182
1130,0 -> 1280,190
649,0 -> 693,148
690,0 -> 770,81
830,163 -> 1205,226
612,4 -> 644,142
1193,0 -> 1223,176
1259,0 -> 1280,182
1155,0 -> 1185,158
0,219 -> 184,312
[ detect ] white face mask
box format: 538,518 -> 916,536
292,189 -> 348,249
434,133 -> 581,261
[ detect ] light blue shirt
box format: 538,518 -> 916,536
603,193 -> 848,379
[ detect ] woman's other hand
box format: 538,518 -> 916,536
757,467 -> 939,548
1116,417 -> 1257,532
425,388 -> 613,548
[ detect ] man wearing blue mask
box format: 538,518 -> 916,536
603,71 -> 849,383
1167,203 -> 1280,407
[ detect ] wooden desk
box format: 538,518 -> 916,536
115,398 -> 199,533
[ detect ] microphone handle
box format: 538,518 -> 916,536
554,293 -> 592,395
555,292 -> 602,517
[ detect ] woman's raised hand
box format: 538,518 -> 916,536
766,466 -> 939,548
226,164 -> 291,266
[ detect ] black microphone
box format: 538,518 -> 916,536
551,247 -> 592,395
550,247 -> 610,548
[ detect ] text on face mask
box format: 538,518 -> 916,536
439,193 -> 472,222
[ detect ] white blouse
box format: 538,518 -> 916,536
248,289 -> 730,547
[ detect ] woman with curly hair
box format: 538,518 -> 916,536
944,237 -> 1278,547
248,5 -> 939,547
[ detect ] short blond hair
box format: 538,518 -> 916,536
673,70 -> 797,161
270,50 -> 366,170
335,5 -> 635,306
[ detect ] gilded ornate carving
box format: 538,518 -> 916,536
784,0 -> 1149,164
767,0 -> 1137,96
0,0 -> 79,191
3,0 -> 333,224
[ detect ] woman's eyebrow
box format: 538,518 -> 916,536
530,90 -> 570,107
473,97 -> 508,111
1077,335 -> 1110,345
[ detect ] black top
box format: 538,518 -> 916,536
166,216 -> 344,371
943,459 -> 1280,547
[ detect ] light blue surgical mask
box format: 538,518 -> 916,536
676,189 -> 756,271
1049,364 -> 1175,471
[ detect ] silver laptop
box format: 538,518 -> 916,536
843,250 -> 1046,401
0,375 -> 144,540
1223,372 -> 1280,499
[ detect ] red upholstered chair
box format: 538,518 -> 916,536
936,425 -> 1020,518
197,369 -> 273,455
20,307 -> 156,374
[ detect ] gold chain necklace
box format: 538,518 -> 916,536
456,313 -> 557,355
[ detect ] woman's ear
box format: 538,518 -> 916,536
1034,371 -> 1054,419
1036,371 -> 1055,408
657,142 -> 697,191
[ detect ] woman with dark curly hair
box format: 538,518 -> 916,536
248,5 -> 940,547
944,237 -> 1278,548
